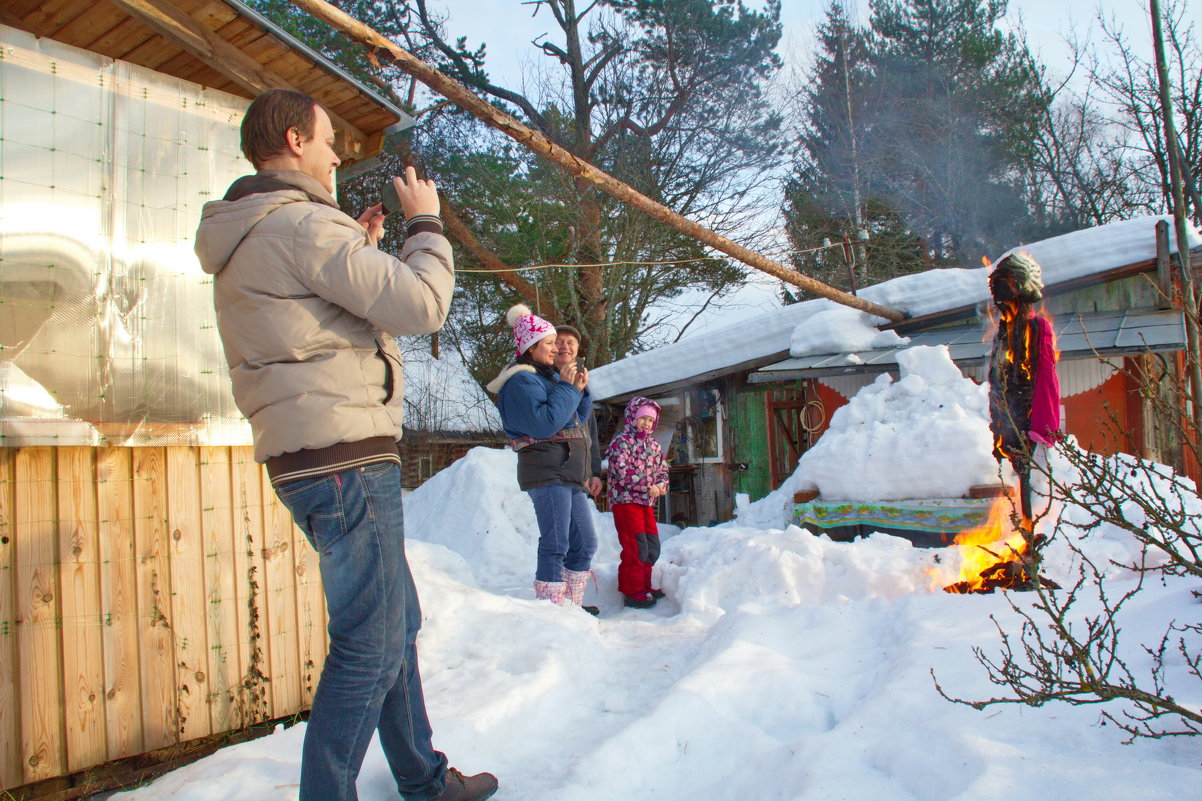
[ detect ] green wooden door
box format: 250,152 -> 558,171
728,386 -> 772,501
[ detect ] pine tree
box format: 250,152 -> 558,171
866,0 -> 1049,262
784,2 -> 930,297
785,0 -> 1053,294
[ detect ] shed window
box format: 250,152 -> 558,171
686,388 -> 723,463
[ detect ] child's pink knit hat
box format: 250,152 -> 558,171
506,304 -> 556,356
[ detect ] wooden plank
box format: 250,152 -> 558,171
0,448 -> 22,790
191,0 -> 239,30
131,448 -> 177,751
13,0 -> 75,31
96,447 -> 142,760
287,492 -> 325,708
260,470 -> 301,717
55,448 -> 107,772
267,52 -> 325,89
231,449 -> 270,725
85,17 -> 155,59
155,49 -> 211,80
104,0 -> 367,143
3,1 -> 51,21
41,3 -> 116,44
165,449 -> 210,743
14,447 -> 65,783
122,35 -> 183,72
199,447 -> 240,733
225,24 -> 287,59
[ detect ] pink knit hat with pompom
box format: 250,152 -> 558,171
507,304 -> 556,356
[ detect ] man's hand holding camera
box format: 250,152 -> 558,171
357,166 -> 440,246
558,360 -> 589,392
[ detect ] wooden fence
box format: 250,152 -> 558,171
0,446 -> 327,792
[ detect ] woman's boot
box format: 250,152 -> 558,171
533,580 -> 571,606
562,569 -> 600,616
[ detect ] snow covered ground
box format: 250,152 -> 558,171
112,458 -> 1202,801
112,349 -> 1202,801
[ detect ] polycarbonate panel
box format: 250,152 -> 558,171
0,24 -> 254,446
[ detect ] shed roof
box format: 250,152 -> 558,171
750,308 -> 1186,382
0,0 -> 413,167
588,215 -> 1201,402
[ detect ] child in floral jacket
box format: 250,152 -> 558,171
606,396 -> 669,608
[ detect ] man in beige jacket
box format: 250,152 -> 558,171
195,89 -> 497,801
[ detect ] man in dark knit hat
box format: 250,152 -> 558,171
554,324 -> 604,497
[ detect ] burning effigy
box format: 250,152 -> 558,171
940,252 -> 1063,594
986,252 -> 1061,522
778,263 -> 1066,593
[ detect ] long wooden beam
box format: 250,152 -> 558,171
287,0 -> 907,323
107,0 -> 370,161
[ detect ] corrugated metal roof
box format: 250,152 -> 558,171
750,308 -> 1185,383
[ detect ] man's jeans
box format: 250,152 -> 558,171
277,461 -> 449,801
527,483 -> 598,582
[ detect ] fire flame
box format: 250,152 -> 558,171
933,496 -> 1030,593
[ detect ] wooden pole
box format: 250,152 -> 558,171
1151,0 -> 1202,438
287,0 -> 907,323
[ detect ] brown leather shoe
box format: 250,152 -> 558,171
435,767 -> 498,801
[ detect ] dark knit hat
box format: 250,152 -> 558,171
555,324 -> 582,341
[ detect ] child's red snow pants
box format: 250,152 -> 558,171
612,502 -> 660,598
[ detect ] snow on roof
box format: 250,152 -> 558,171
589,215 -> 1200,400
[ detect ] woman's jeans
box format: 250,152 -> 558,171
276,461 -> 449,801
527,483 -> 598,582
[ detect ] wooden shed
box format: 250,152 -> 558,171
0,2 -> 414,795
588,216 -> 1202,526
0,0 -> 410,167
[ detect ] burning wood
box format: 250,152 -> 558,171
937,497 -> 1060,594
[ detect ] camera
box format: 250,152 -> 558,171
381,180 -> 400,215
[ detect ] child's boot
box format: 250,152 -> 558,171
623,592 -> 656,609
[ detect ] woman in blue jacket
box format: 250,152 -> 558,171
486,305 -> 598,612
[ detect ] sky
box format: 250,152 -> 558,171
111,342 -> 1202,801
424,0 -> 1160,95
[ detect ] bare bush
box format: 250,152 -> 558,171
935,343 -> 1202,741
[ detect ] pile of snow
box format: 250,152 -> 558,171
791,344 -> 999,502
403,446 -> 622,589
